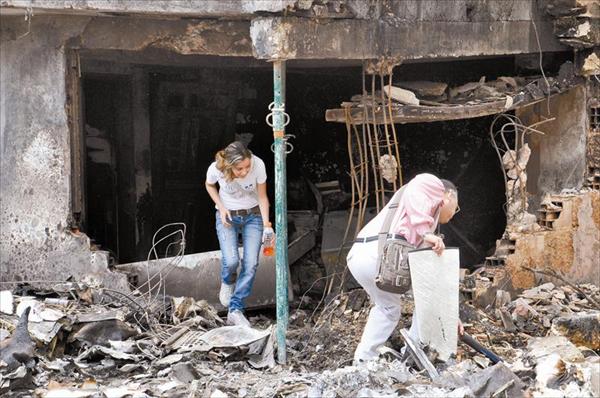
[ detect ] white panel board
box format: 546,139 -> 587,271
409,247 -> 460,361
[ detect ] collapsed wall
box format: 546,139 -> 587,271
475,82 -> 600,306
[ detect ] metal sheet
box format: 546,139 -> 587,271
408,247 -> 460,361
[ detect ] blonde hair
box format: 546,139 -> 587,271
215,141 -> 252,181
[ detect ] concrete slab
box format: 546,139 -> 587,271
117,229 -> 315,310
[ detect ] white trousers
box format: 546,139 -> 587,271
347,241 -> 418,361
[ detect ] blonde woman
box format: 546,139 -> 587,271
205,141 -> 273,326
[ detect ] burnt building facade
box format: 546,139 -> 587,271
0,0 -> 598,298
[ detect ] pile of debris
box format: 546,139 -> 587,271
1,278 -> 599,397
356,61 -> 579,109
0,281 -> 275,397
326,61 -> 583,124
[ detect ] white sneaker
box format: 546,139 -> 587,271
219,283 -> 234,307
227,310 -> 250,327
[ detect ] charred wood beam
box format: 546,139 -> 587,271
326,100 -> 509,124
325,87 -> 581,125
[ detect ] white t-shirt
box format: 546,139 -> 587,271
206,155 -> 267,211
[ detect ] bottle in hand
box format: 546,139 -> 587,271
263,235 -> 275,256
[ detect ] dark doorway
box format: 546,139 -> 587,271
77,55 -> 511,268
82,75 -> 136,263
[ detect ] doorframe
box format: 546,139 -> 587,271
66,48 -> 86,229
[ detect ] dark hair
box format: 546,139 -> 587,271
440,179 -> 458,198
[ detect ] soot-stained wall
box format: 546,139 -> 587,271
0,16 -> 126,289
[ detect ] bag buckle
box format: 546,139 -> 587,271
395,275 -> 403,286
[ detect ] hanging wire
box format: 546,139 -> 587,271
489,113 -> 553,219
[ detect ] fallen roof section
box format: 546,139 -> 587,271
326,69 -> 584,125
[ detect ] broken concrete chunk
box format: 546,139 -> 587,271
0,291 -> 14,314
155,353 -> 183,367
210,389 -> 228,398
498,76 -> 518,89
503,144 -> 531,180
75,309 -> 125,323
39,307 -> 65,322
76,345 -> 142,362
397,81 -> 448,97
382,85 -> 420,105
170,361 -> 198,383
513,298 -> 539,320
108,339 -> 137,354
551,312 -> 600,350
16,298 -> 44,322
102,387 -> 145,398
378,154 -> 398,184
452,76 -> 486,96
528,335 -> 585,363
588,357 -> 600,397
0,365 -> 31,394
495,290 -> 511,308
581,52 -> 600,76
29,321 -> 62,344
498,308 -> 517,332
44,388 -> 97,398
71,319 -> 138,346
534,353 -> 566,390
467,362 -> 525,398
475,85 -> 502,98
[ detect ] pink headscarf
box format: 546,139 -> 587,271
391,173 -> 445,246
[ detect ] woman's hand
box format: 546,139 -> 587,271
423,233 -> 445,256
218,206 -> 232,227
262,225 -> 274,243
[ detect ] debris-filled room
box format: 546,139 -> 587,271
1,0 -> 599,397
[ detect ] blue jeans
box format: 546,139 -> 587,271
215,211 -> 263,312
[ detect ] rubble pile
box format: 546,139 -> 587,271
1,279 -> 599,397
347,61 -> 580,111
287,289 -> 372,370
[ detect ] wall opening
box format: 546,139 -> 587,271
74,51 -> 555,271
82,75 -> 135,263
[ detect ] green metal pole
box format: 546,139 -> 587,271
272,60 -> 289,364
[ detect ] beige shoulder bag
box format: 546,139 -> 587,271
374,188 -> 440,294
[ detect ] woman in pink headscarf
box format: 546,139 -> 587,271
347,173 -> 461,363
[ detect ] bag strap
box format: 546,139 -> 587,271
377,186 -> 407,258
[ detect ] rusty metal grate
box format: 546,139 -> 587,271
591,106 -> 600,132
